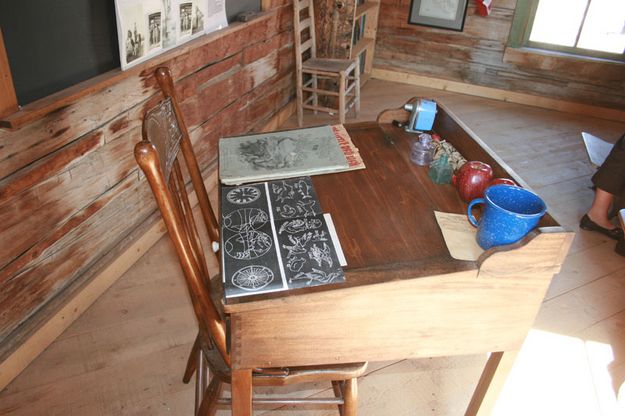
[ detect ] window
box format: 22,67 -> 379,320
509,0 -> 625,61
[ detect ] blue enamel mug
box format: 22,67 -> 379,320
467,185 -> 547,250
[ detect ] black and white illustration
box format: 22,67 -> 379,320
226,186 -> 261,205
223,207 -> 273,261
221,177 -> 345,298
231,265 -> 274,291
147,12 -> 162,48
278,218 -> 323,234
114,0 -> 227,70
270,178 -> 322,219
125,24 -> 145,64
192,4 -> 205,34
179,2 -> 193,36
119,1 -> 146,65
219,126 -> 351,185
221,183 -> 285,298
274,215 -> 343,288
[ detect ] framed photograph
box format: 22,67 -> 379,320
408,0 -> 469,31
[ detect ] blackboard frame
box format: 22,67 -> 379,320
0,0 -> 260,112
0,9 -> 269,131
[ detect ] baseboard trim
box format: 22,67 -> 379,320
372,68 -> 625,123
0,101 -> 296,391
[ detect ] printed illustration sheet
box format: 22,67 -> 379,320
219,125 -> 365,185
221,177 -> 346,298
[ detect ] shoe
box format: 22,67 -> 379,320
580,214 -> 624,241
616,238 -> 625,257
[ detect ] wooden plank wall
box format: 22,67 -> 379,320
374,0 -> 625,110
0,3 -> 294,362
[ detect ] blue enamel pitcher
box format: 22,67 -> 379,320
467,185 -> 547,250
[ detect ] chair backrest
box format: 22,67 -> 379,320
293,0 -> 317,67
135,67 -> 230,366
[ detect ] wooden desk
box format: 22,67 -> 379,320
222,102 -> 574,415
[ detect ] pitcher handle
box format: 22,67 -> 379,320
467,198 -> 485,227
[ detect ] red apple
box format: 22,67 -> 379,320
489,177 -> 516,187
455,161 -> 493,202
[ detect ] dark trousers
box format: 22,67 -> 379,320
592,133 -> 625,197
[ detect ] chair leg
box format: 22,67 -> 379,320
332,380 -> 345,416
197,377 -> 223,416
354,61 -> 361,117
338,74 -> 346,125
296,69 -> 304,127
183,334 -> 201,383
194,349 -> 208,415
342,378 -> 358,416
312,75 -> 319,114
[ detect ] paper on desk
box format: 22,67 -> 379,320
324,213 -> 347,267
434,211 -> 484,261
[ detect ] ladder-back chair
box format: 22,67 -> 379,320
135,67 -> 367,415
293,0 -> 360,126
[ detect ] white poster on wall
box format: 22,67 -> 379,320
205,0 -> 228,32
161,0 -> 178,49
115,0 -> 228,70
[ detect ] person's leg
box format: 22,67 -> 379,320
581,187 -> 623,239
582,133 -> 625,240
587,188 -> 616,230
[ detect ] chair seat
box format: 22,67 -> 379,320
302,57 -> 357,74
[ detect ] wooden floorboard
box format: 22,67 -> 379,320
0,79 -> 624,415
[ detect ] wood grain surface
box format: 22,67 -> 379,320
0,80 -> 623,416
0,4 -> 296,365
374,0 -> 625,111
225,111 -> 572,416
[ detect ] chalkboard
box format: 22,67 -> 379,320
0,0 -> 260,106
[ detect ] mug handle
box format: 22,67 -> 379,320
467,198 -> 485,227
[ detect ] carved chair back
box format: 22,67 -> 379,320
134,67 -> 230,366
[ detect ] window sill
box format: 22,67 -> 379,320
503,46 -> 625,71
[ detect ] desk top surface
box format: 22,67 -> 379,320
223,105 -> 560,307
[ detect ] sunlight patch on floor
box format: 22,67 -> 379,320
494,329 -> 623,416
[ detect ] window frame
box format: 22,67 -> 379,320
509,0 -> 625,63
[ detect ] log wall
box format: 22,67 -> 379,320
0,3 -> 294,361
375,0 -> 625,110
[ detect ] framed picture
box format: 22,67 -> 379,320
408,0 -> 469,32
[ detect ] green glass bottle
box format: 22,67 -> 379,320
428,154 -> 453,184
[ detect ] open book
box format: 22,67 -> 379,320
219,125 -> 364,185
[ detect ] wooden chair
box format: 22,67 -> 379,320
134,67 -> 367,415
293,0 -> 360,126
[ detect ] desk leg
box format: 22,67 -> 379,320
231,368 -> 253,416
465,350 -> 518,416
